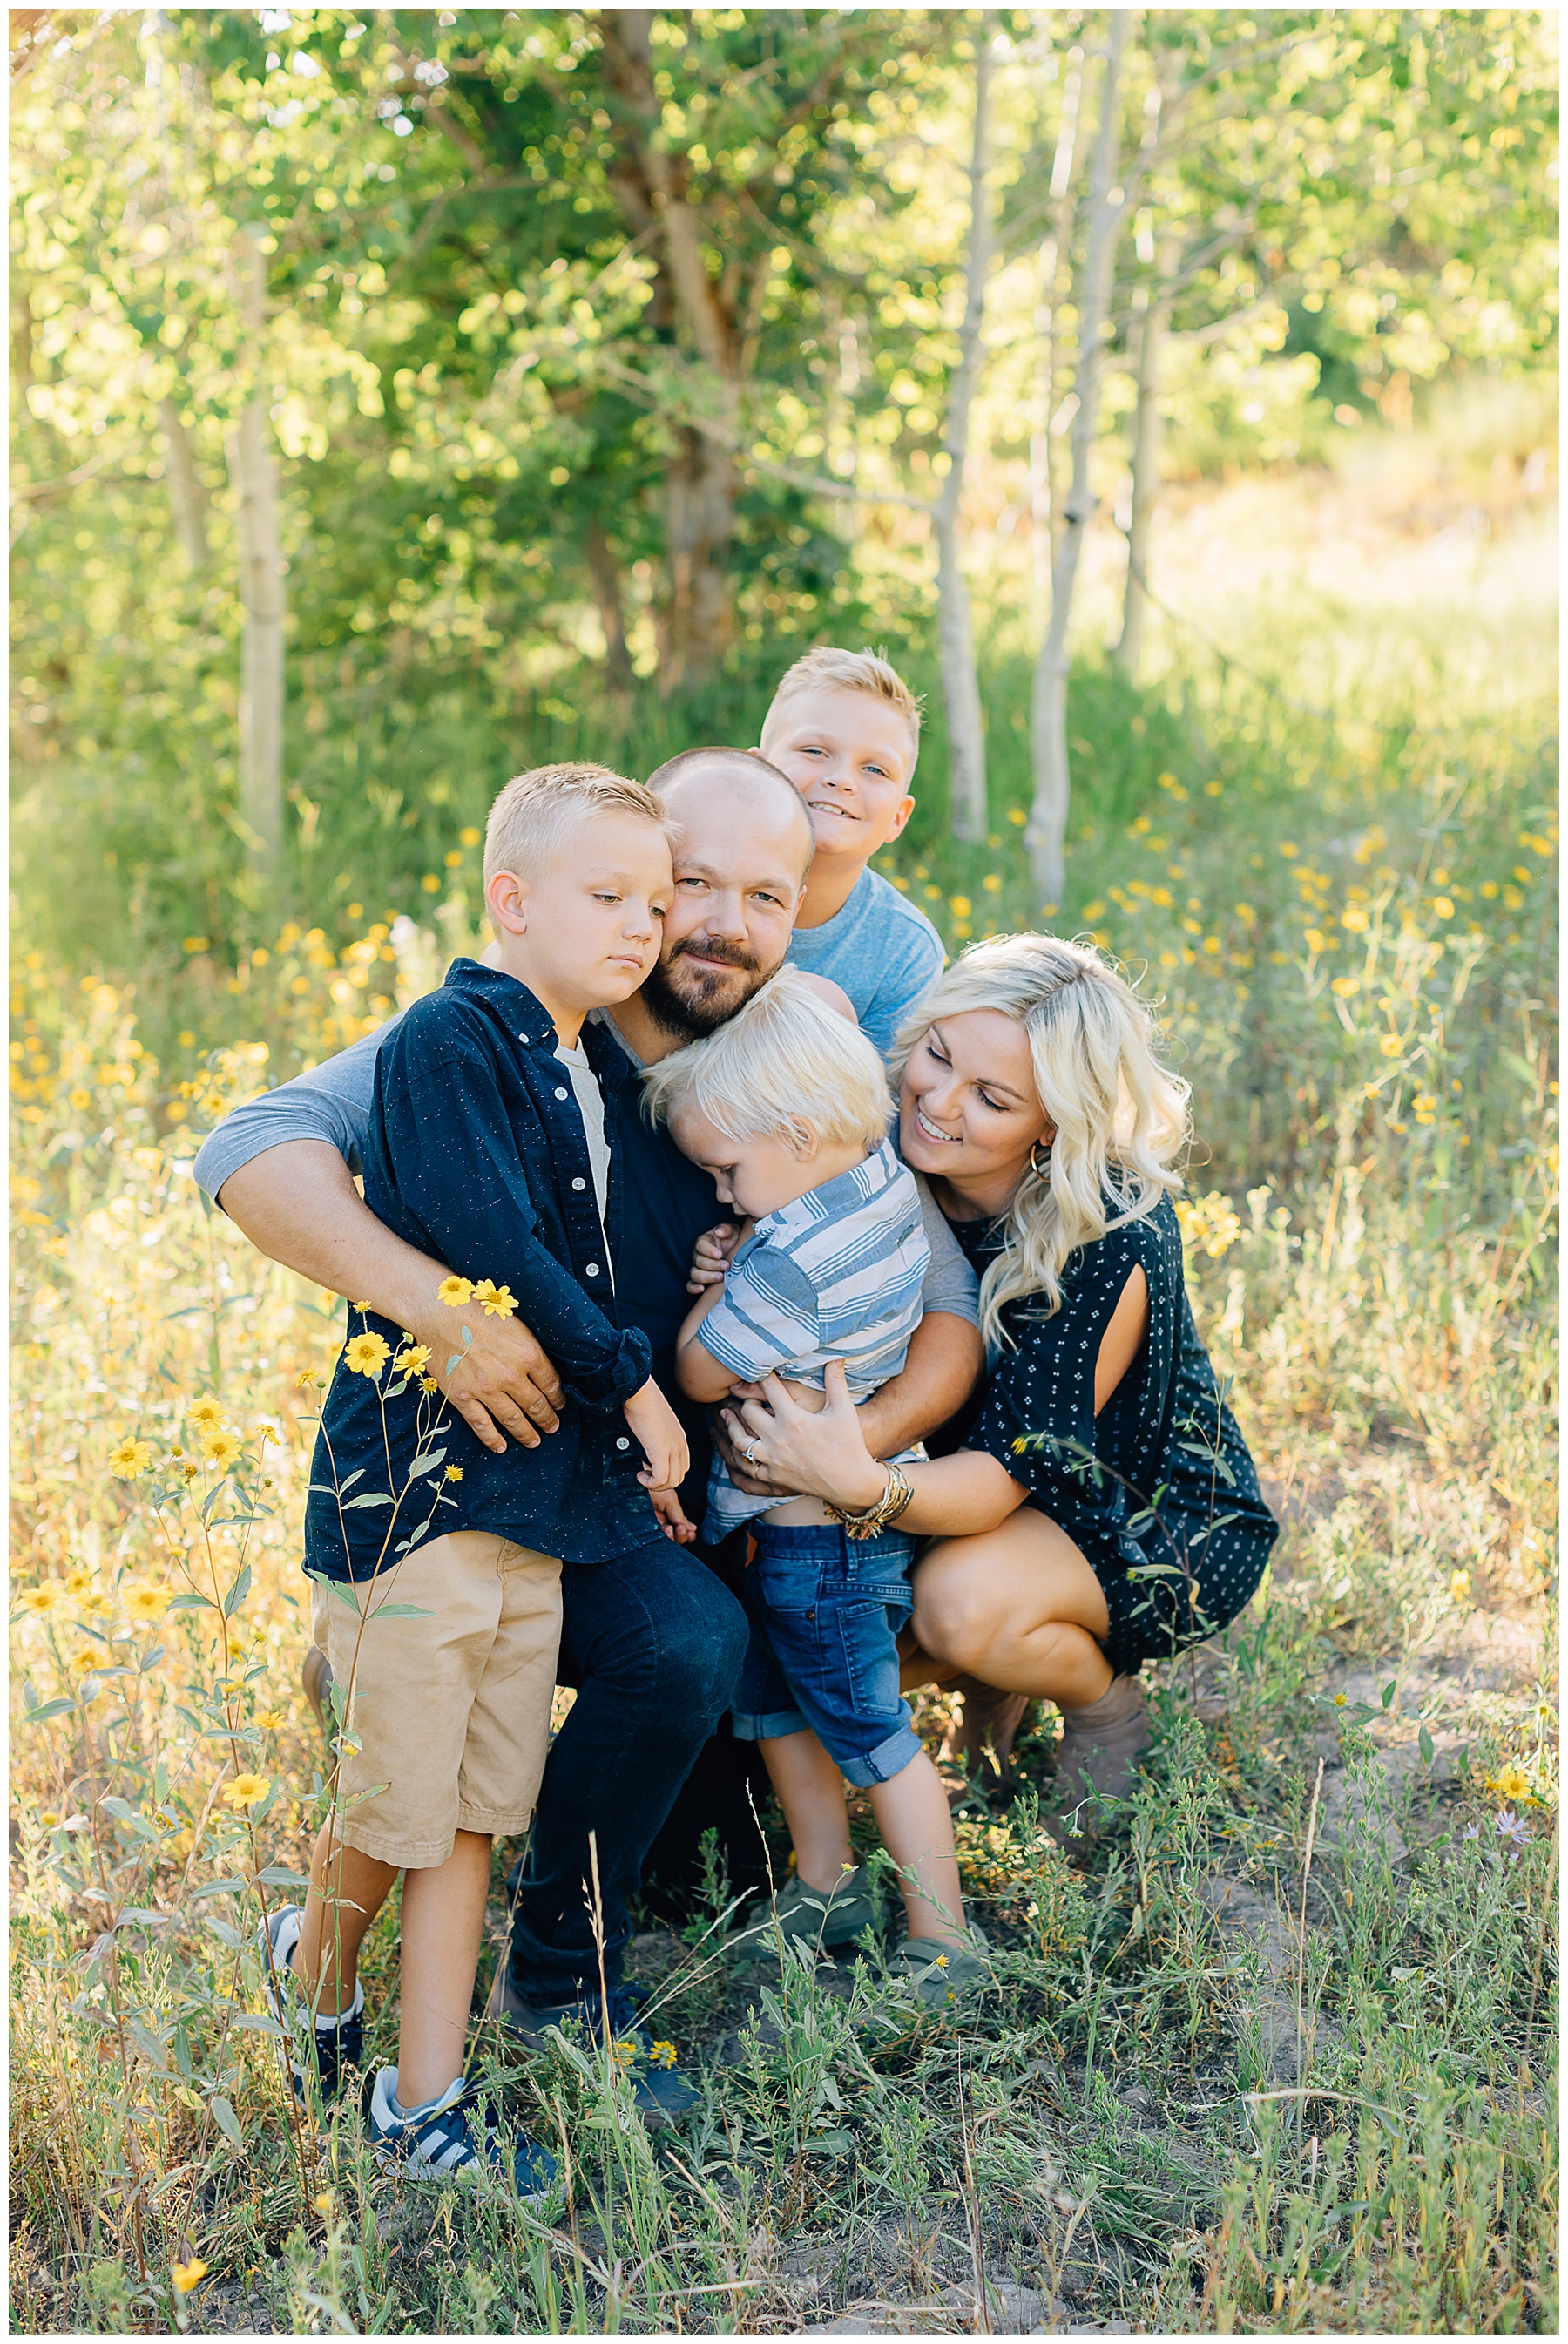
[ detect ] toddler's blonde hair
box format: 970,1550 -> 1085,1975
889,933 -> 1191,1352
760,645 -> 923,761
642,965 -> 892,1156
483,762 -> 671,891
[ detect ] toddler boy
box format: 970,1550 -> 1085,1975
261,764 -> 690,2192
643,968 -> 971,1980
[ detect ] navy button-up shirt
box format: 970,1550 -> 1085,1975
304,959 -> 663,1585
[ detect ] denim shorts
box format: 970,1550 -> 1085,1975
730,1522 -> 922,1789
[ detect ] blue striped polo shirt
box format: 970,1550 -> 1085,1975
697,1138 -> 930,1534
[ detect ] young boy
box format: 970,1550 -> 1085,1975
642,970 -> 978,2000
261,764 -> 691,2191
757,647 -> 945,1056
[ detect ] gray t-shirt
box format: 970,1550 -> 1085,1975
193,1010 -> 979,1326
784,867 -> 945,1057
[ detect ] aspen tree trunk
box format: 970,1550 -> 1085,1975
159,396 -> 208,576
1030,46 -> 1085,627
226,223 -> 285,877
937,23 -> 996,844
1026,11 -> 1133,911
1113,281 -> 1167,677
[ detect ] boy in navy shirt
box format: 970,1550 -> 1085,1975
261,763 -> 689,2192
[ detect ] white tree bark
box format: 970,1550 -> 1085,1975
1113,277 -> 1167,677
1026,10 -> 1134,911
226,223 -> 285,877
159,396 -> 208,576
936,23 -> 996,845
1030,46 -> 1085,627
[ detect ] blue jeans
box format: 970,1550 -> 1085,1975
504,1540 -> 748,2004
731,1523 -> 923,1789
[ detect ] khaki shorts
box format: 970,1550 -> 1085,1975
310,1531 -> 563,1870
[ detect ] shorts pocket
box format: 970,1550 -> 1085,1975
835,1599 -> 907,1728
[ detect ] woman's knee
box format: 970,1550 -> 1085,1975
909,1572 -> 1004,1675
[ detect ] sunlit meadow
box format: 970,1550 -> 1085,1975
10,431 -> 1558,2334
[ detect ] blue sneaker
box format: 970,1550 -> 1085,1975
367,2067 -> 558,2199
258,1904 -> 364,2100
484,1967 -> 700,2124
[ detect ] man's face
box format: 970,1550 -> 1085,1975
639,777 -> 811,1040
761,685 -> 917,865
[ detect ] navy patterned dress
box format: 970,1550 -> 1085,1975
942,1192 -> 1278,1676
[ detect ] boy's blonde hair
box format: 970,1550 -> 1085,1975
642,965 -> 892,1156
760,646 -> 923,762
889,934 -> 1191,1353
483,762 -> 671,890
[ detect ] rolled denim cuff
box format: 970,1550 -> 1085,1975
835,1719 -> 923,1789
730,1702 -> 810,1745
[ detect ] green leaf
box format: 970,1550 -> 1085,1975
342,1491 -> 395,1509
1418,1724 -> 1436,1765
166,1591 -> 213,1612
367,1602 -> 433,1618
204,1915 -> 243,1950
190,1877 -> 247,1900
208,2094 -> 243,2147
1382,1680 -> 1397,1710
233,2011 -> 287,2039
408,1447 -> 447,1478
256,1865 -> 309,1888
222,1562 -> 253,1618
24,1697 -> 78,1724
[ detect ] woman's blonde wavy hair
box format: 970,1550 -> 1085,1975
889,933 -> 1191,1353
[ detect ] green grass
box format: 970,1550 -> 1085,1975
9,440 -> 1558,2333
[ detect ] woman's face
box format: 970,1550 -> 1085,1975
898,1009 -> 1052,1195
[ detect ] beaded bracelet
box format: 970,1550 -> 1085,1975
825,1460 -> 915,1541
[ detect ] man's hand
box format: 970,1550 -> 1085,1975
417,1297 -> 564,1457
215,1143 -> 565,1459
623,1377 -> 691,1501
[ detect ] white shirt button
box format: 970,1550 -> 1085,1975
572,1177 -> 586,1191
518,1033 -> 529,1043
554,1087 -> 569,1101
616,1437 -> 630,1450
586,1263 -> 600,1277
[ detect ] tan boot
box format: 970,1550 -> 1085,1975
939,1677 -> 1036,1800
1047,1675 -> 1152,1839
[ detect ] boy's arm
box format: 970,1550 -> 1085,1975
198,1020 -> 564,1454
387,1025 -> 651,1410
674,1282 -> 743,1403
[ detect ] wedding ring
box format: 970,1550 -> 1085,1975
743,1442 -> 759,1467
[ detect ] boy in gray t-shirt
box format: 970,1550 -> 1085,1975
757,646 -> 944,1056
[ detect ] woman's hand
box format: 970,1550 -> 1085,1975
720,1360 -> 887,1512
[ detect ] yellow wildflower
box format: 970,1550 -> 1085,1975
1331,976 -> 1359,997
172,2259 -> 209,2294
445,1466 -> 464,1482
1487,1762 -> 1533,1805
1450,1570 -> 1471,1603
421,1375 -> 439,1394
295,1366 -> 325,1389
395,1344 -> 431,1376
313,2189 -> 336,2216
1175,1192 -> 1241,1259
343,1331 -> 391,1378
255,1708 -> 285,1730
437,1276 -> 474,1307
1379,1034 -> 1405,1059
109,1435 -> 156,1480
21,1584 -> 60,1616
78,1589 -> 112,1620
950,895 -> 971,919
202,1430 -> 243,1471
473,1280 -> 517,1319
186,1398 -> 226,1433
221,1774 -> 270,1812
125,1586 -> 171,1624
64,1568 -> 92,1595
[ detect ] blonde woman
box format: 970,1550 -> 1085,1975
720,934 -> 1278,1832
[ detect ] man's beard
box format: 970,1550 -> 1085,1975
639,937 -> 774,1043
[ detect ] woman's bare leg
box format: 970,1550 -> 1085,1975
910,1509 -> 1114,1708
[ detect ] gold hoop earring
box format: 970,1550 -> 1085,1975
1030,1140 -> 1053,1179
